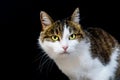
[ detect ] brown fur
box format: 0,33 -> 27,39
40,20 -> 84,42
86,27 -> 118,65
115,47 -> 120,80
39,8 -> 120,79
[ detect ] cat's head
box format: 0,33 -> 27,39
39,8 -> 86,59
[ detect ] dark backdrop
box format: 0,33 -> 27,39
32,0 -> 120,80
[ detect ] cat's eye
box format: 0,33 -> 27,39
51,35 -> 59,41
69,34 -> 76,40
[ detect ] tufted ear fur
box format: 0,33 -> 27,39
40,11 -> 54,30
71,8 -> 80,24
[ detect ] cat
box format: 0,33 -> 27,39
38,8 -> 120,80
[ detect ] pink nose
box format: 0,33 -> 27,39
62,46 -> 68,51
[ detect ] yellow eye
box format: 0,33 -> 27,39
69,34 -> 76,40
51,35 -> 59,41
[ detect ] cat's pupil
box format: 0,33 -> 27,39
54,36 -> 57,39
71,34 -> 74,37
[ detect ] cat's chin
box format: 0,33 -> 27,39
60,52 -> 69,55
57,52 -> 71,58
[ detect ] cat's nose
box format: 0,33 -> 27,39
62,46 -> 68,51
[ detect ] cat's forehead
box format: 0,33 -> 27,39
52,19 -> 81,32
43,19 -> 82,37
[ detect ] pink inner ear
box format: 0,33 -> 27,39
42,18 -> 51,26
71,8 -> 80,23
40,11 -> 52,27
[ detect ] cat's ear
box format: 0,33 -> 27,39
40,11 -> 54,30
71,8 -> 80,24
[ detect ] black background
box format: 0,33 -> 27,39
32,0 -> 120,80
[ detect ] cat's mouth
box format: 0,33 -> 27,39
60,52 -> 69,55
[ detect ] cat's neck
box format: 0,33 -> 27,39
55,55 -> 80,68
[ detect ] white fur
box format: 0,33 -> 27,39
72,12 -> 80,23
72,8 -> 80,23
39,24 -> 120,80
40,11 -> 52,26
42,16 -> 51,25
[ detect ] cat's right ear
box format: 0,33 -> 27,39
40,11 -> 54,30
71,8 -> 80,24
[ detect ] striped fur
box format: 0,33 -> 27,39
86,28 -> 118,65
40,20 -> 84,42
39,8 -> 120,80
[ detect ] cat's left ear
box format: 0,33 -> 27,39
40,11 -> 54,30
71,8 -> 80,24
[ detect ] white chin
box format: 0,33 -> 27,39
61,52 -> 69,54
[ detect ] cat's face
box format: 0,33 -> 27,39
39,8 -> 85,59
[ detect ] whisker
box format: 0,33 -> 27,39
39,53 -> 48,65
49,60 -> 54,72
33,41 -> 47,62
35,53 -> 48,71
32,53 -> 45,63
39,57 -> 50,72
46,60 -> 52,76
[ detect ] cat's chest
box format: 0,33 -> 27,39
55,56 -> 82,79
55,54 -> 104,80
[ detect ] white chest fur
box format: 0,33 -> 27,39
54,46 -> 119,80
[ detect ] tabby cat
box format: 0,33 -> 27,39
38,8 -> 120,80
